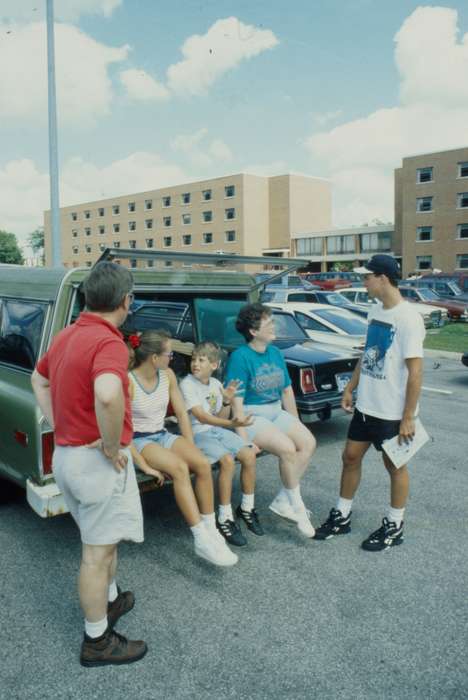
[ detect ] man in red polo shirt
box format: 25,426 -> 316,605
32,261 -> 147,667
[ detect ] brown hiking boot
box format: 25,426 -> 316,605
107,588 -> 135,628
80,628 -> 147,668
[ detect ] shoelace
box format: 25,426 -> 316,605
240,508 -> 258,524
218,519 -> 236,534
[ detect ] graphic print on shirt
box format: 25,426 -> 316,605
250,362 -> 285,401
206,390 -> 219,414
361,320 -> 395,381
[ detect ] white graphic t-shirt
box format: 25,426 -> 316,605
179,374 -> 223,435
356,301 -> 425,420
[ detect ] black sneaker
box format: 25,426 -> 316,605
216,518 -> 247,547
313,508 -> 351,540
235,505 -> 264,536
361,518 -> 404,552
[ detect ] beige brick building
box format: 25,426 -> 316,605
44,173 -> 331,268
395,146 -> 468,276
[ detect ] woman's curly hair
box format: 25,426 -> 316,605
235,303 -> 272,342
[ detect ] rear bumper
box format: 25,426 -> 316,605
296,393 -> 345,423
26,479 -> 69,518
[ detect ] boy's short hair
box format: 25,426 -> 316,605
192,341 -> 221,364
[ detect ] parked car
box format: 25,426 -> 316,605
255,273 -> 318,290
408,272 -> 468,294
398,286 -> 468,322
266,302 -> 367,352
260,287 -> 368,317
339,286 -> 447,328
462,352 -> 468,367
302,271 -> 361,290
0,251 -> 359,518
404,277 -> 468,303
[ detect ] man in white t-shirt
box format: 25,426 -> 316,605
314,255 -> 425,551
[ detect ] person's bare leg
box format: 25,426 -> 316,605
171,437 -> 214,515
285,421 -> 317,480
108,549 -> 117,586
253,429 -> 298,488
141,443 -> 201,527
79,543 -> 116,623
218,454 -> 235,506
383,453 -> 409,508
237,447 -> 256,495
340,439 -> 371,499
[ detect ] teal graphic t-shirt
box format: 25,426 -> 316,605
224,344 -> 291,405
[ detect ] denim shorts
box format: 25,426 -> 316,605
133,429 -> 179,453
194,427 -> 248,464
245,401 -> 298,442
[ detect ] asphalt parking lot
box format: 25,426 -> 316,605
0,356 -> 467,700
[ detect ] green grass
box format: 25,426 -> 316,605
424,322 -> 468,353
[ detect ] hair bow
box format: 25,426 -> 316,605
128,334 -> 141,349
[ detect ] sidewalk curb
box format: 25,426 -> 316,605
424,348 -> 462,359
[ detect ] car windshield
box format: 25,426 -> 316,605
313,308 -> 367,334
448,281 -> 462,295
320,292 -> 349,306
271,312 -> 308,339
418,288 -> 441,301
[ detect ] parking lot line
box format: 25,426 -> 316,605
422,385 -> 453,395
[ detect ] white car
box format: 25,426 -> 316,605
266,302 -> 367,352
339,287 -> 448,328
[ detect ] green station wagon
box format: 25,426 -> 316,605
0,249 -> 358,518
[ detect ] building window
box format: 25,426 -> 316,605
296,236 -> 323,255
202,211 -> 213,223
225,184 -> 235,198
84,227 -> 91,237
203,232 -> 213,244
145,219 -> 153,230
71,229 -> 78,238
417,167 -> 433,183
99,243 -> 105,252
416,255 -> 432,270
181,192 -> 191,205
128,202 -> 136,213
359,231 -> 392,253
129,240 -> 136,249
113,241 -> 121,248
84,210 -> 91,219
98,225 -> 105,235
112,205 -> 120,215
145,199 -> 153,210
416,226 -> 433,242
113,223 -> 120,233
416,197 -> 433,212
327,235 -> 356,254
165,260 -> 172,267
146,238 -> 154,248
458,162 -> 468,178
128,221 -> 136,232
86,261 -> 92,267
457,224 -> 468,240
225,230 -> 236,243
182,213 -> 191,225
130,259 -> 137,268
85,245 -> 92,253
202,189 -> 212,201
163,236 -> 172,247
162,196 -> 171,207
163,216 -> 172,227
182,234 -> 192,246
98,207 -> 105,217
456,254 -> 468,269
146,259 -> 154,268
225,208 -> 235,221
457,192 -> 468,208
72,246 -> 79,255
71,212 -> 77,221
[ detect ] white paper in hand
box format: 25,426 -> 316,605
382,418 -> 430,469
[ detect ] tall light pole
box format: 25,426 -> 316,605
46,0 -> 62,267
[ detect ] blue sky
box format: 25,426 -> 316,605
1,0 -> 468,245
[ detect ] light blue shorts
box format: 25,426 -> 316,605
245,402 -> 298,442
194,427 -> 249,465
133,429 -> 179,453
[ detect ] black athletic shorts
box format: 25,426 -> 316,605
347,409 -> 401,452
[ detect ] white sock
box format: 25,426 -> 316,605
387,506 -> 405,528
108,579 -> 118,603
201,512 -> 217,530
85,616 -> 108,639
285,485 -> 304,512
277,487 -> 289,501
241,492 -> 255,512
336,497 -> 353,518
218,504 -> 234,523
190,521 -> 205,542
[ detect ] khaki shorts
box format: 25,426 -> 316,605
53,445 -> 144,546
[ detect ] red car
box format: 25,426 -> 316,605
399,286 -> 468,321
302,272 -> 354,291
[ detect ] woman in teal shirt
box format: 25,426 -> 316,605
225,303 -> 317,538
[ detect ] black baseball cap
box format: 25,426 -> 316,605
354,254 -> 401,280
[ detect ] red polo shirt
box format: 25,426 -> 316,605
36,312 -> 132,446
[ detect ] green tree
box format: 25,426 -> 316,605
0,230 -> 24,265
27,227 -> 45,264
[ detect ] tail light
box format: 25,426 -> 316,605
300,368 -> 317,394
41,431 -> 55,475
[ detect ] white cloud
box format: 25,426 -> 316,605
0,0 -> 122,23
0,152 -> 188,242
171,128 -> 233,168
167,16 -> 279,96
305,6 -> 468,227
0,21 -> 129,126
310,110 -> 342,128
119,69 -> 170,101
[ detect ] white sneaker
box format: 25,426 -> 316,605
195,533 -> 238,567
269,496 -> 299,523
295,509 -> 315,538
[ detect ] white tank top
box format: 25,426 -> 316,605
129,369 -> 170,433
